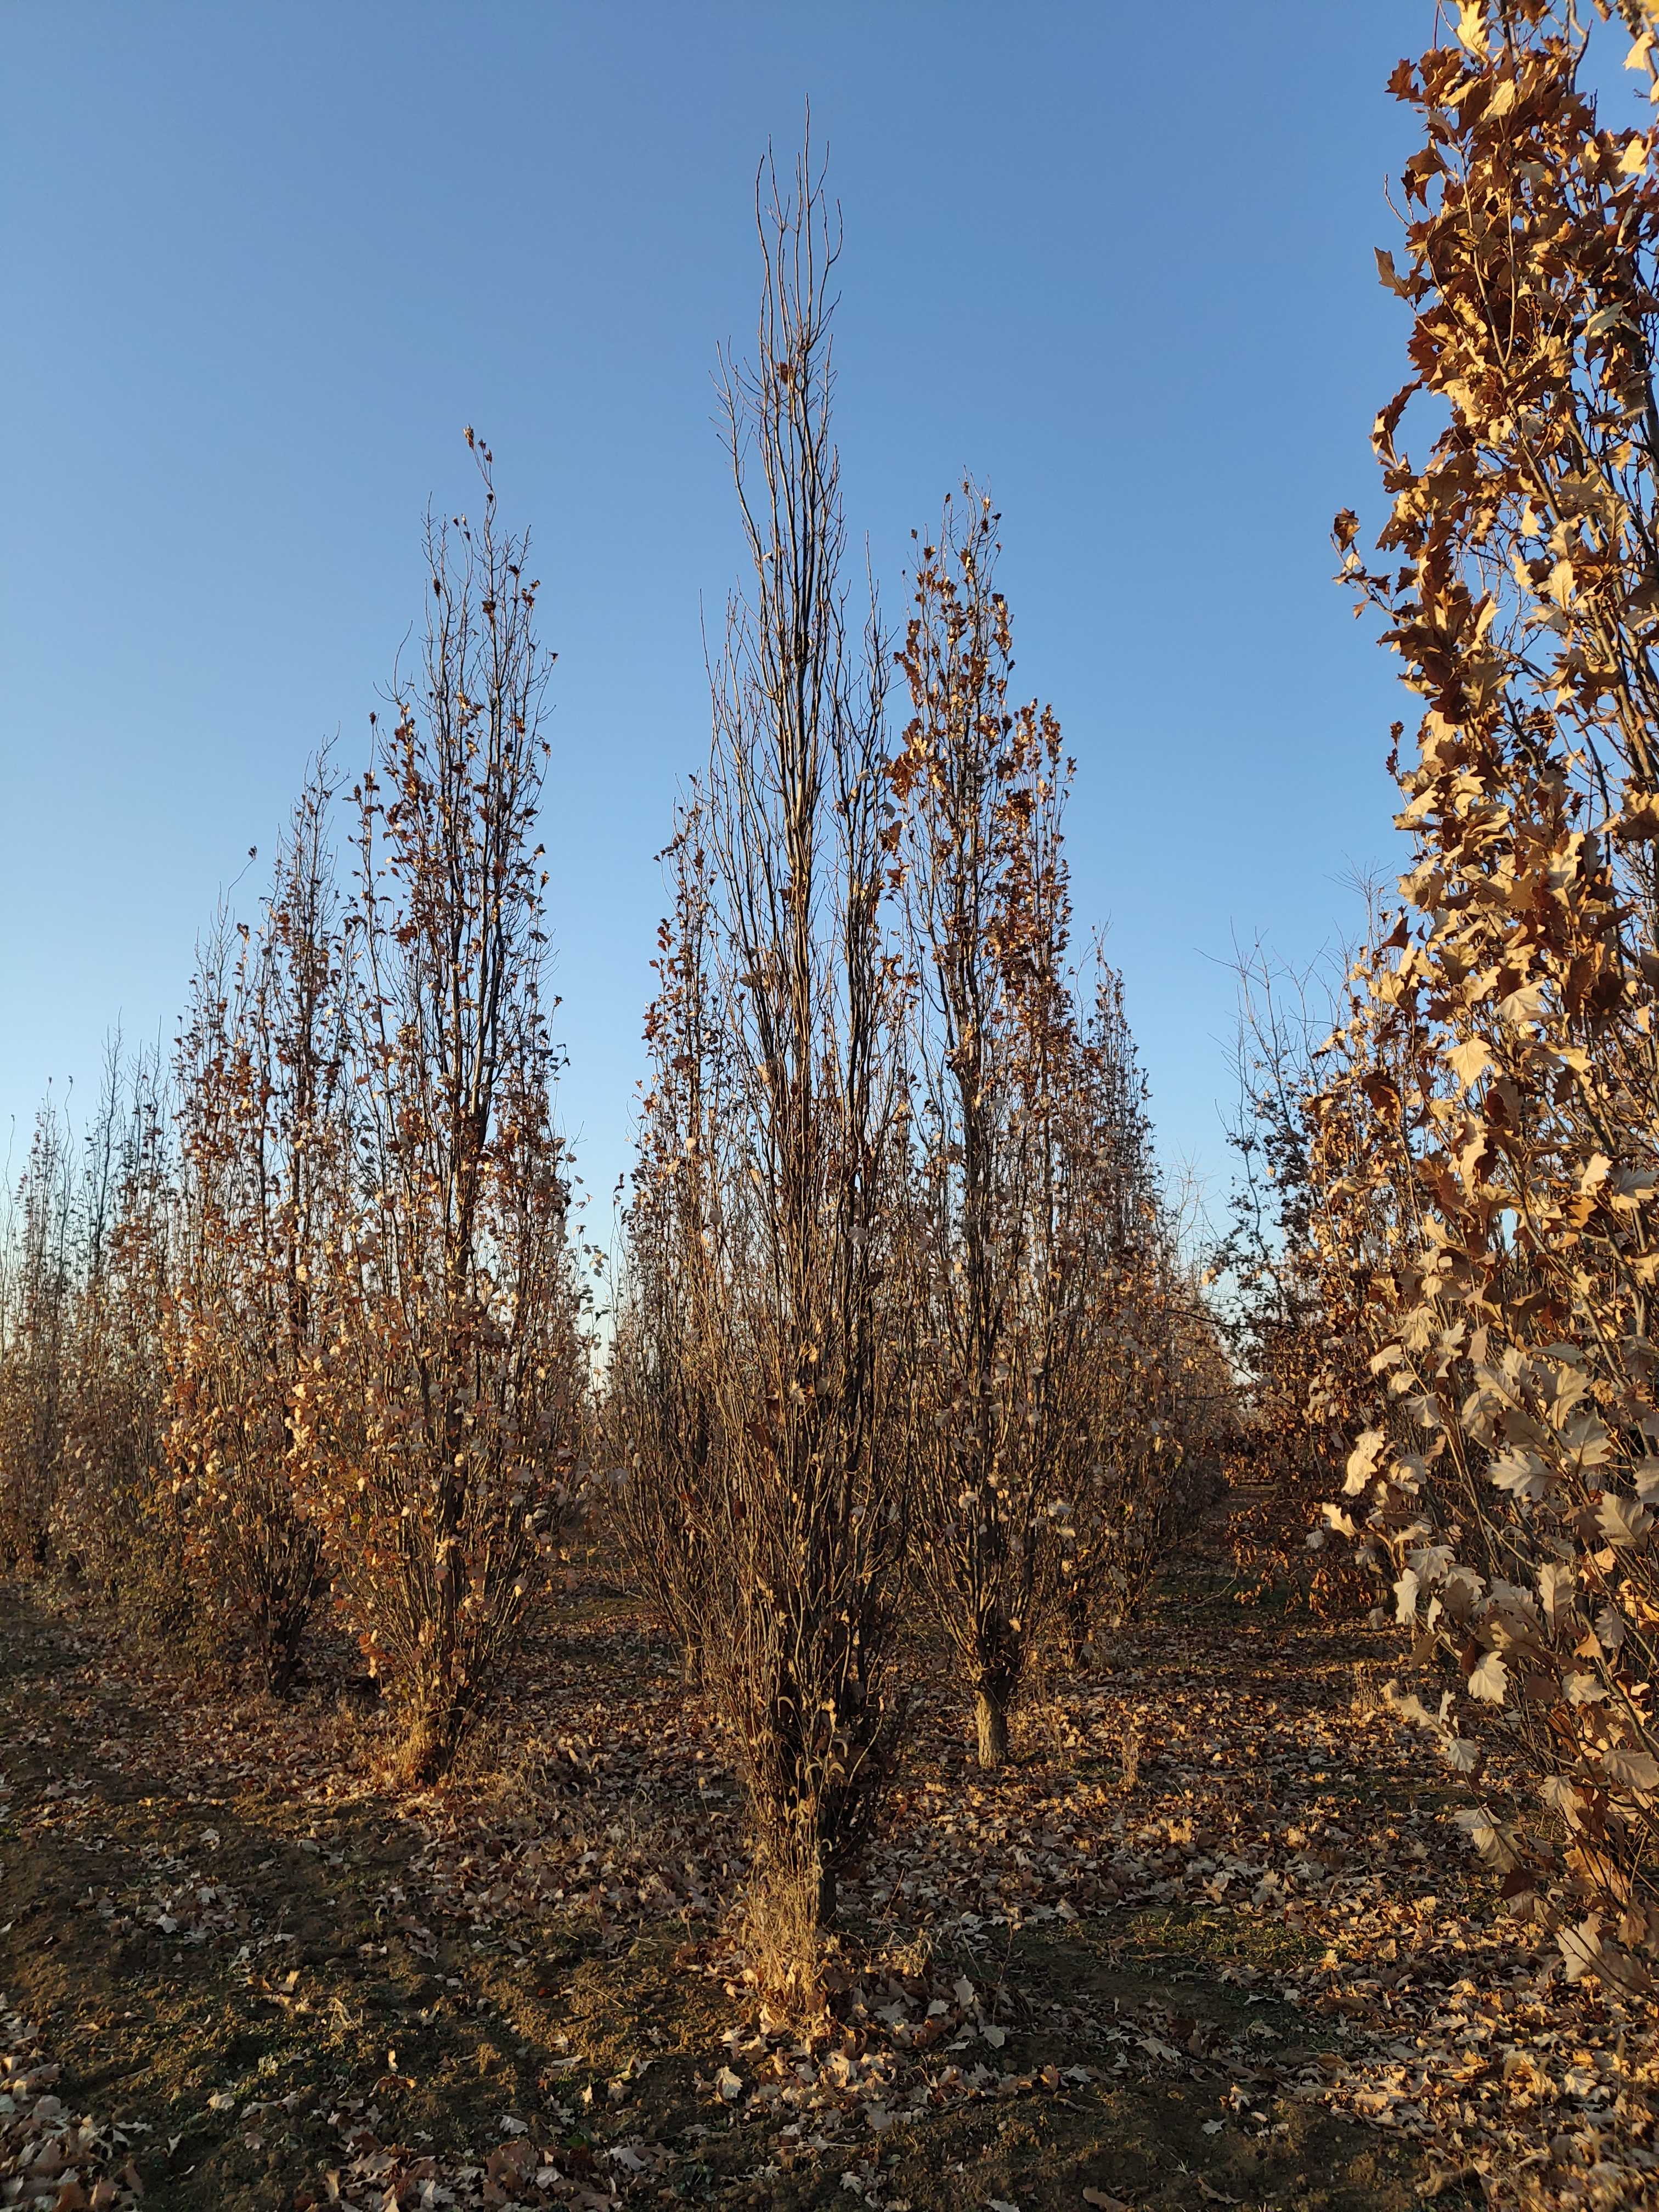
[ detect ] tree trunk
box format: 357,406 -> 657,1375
267,1610 -> 308,1700
1061,1584 -> 1093,1668
974,1682 -> 1010,1769
400,1682 -> 465,1785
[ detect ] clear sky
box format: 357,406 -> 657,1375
8,2 -> 1630,1239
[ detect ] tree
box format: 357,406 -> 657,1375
1060,961 -> 1231,1649
608,802 -> 726,1680
58,1048 -> 179,1633
619,145 -> 912,1996
163,766 -> 345,1694
322,438 -> 586,1783
1211,940 -> 1403,1614
0,1102 -> 75,1572
1327,0 -> 1659,1989
888,491 -> 1086,1765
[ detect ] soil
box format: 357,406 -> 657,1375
0,1561 -> 1560,2210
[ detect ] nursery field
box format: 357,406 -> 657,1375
4,1526 -> 1655,2212
19,10 -> 1659,2212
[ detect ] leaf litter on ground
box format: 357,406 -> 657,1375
2,1562 -> 1657,2209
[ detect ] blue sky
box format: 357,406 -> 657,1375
8,2 -> 1627,1237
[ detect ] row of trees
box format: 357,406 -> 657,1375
1,450 -> 590,1780
609,157 -> 1227,1987
0,153 -> 1226,2000
1227,0 -> 1659,1991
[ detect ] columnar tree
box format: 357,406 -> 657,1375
619,150 -> 912,1991
609,803 -> 726,1679
887,493 -> 1088,1765
60,1049 -> 179,1628
1060,962 -> 1230,1648
1213,941 -> 1410,1613
1326,0 -> 1659,1987
163,769 -> 344,1692
326,439 -> 585,1782
0,1104 -> 75,1572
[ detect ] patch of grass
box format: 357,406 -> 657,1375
1110,1898 -> 1328,1976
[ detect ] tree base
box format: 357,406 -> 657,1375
975,1686 -> 1009,1768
